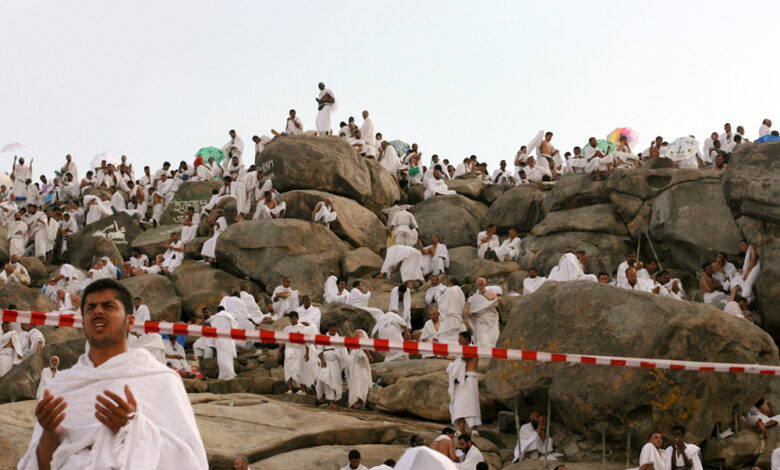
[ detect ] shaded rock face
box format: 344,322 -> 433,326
0,282 -> 57,312
169,260 -> 261,317
319,303 -> 376,336
0,225 -> 9,265
256,135 -> 372,203
0,337 -> 84,402
445,177 -> 484,201
282,189 -> 386,252
66,212 -> 143,264
484,186 -> 545,233
608,168 -> 721,201
412,194 -> 488,247
649,180 -> 743,272
448,246 -> 478,282
160,181 -> 221,225
216,219 -> 348,298
485,282 -> 778,444
543,174 -> 610,212
531,203 -> 627,237
19,257 -> 46,287
723,142 -> 780,340
363,158 -> 401,214
120,273 -> 182,321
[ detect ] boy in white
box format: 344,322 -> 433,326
279,311 -> 309,395
664,425 -> 703,470
316,324 -> 348,406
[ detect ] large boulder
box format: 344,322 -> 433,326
649,180 -> 743,272
701,430 -> 762,469
255,135 -> 372,203
0,337 -> 84,403
130,224 -> 182,259
448,246 -> 478,282
412,195 -> 488,247
608,168 -> 720,201
19,257 -> 46,287
483,186 -> 545,233
482,184 -> 513,204
66,212 -> 143,263
543,174 -> 610,212
531,204 -> 628,237
364,158 -> 401,214
169,260 -> 261,317
282,190 -> 386,251
120,273 -> 182,321
469,259 -> 521,283
0,226 -> 8,265
319,303 -> 376,336
485,282 -> 778,444
160,181 -> 221,225
445,177 -> 485,201
341,247 -> 384,279
0,282 -> 57,311
216,219 -> 348,298
517,232 -> 633,276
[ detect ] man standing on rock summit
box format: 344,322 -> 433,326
315,82 -> 337,136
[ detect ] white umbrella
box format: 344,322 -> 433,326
666,136 -> 700,162
1,142 -> 26,153
90,152 -> 121,169
0,171 -> 11,187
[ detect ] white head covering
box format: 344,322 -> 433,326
394,447 -> 458,470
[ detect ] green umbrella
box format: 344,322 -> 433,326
194,146 -> 226,164
581,139 -> 616,155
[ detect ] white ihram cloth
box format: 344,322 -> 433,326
361,117 -> 376,148
0,330 -> 24,376
584,146 -> 612,173
467,292 -> 500,348
663,443 -> 703,470
163,339 -> 191,372
316,333 -> 348,401
346,287 -> 385,318
346,330 -> 372,407
745,406 -> 780,427
381,244 -> 424,282
547,253 -> 597,282
423,243 -> 450,276
389,286 -> 412,328
394,447 -> 458,470
773,448 -> 780,470
379,145 -> 401,175
17,348 -> 208,470
36,367 -> 58,400
126,332 -> 166,364
180,213 -> 201,243
638,442 -> 665,470
514,422 -> 553,461
372,311 -> 407,362
210,311 -> 237,380
420,319 -> 445,358
476,231 -> 499,259
8,219 -> 28,258
272,286 -> 300,320
523,276 -> 547,295
447,357 -> 481,427
221,135 -> 245,162
424,176 -> 456,199
324,276 -> 348,304
425,283 -> 447,305
437,285 -> 466,344
316,88 -> 337,135
285,117 -> 304,135
282,323 -> 308,386
495,236 -> 521,262
296,305 -> 322,333
218,295 -> 258,348
22,327 -> 45,357
84,195 -> 114,225
458,444 -> 485,470
313,201 -> 337,228
200,216 -> 227,259
732,244 -> 760,301
618,279 -> 654,293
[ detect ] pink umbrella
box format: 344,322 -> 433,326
607,128 -> 639,146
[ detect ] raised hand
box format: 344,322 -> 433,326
95,385 -> 137,434
36,389 -> 68,437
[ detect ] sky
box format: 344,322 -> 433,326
1,0 -> 778,178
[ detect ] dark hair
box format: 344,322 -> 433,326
647,431 -> 661,440
352,280 -> 362,288
575,250 -> 586,256
458,434 -> 472,443
477,463 -> 489,470
410,434 -> 421,446
348,449 -> 361,460
671,424 -> 686,434
384,459 -> 396,466
701,262 -> 710,270
459,331 -> 472,343
442,427 -> 455,435
289,311 -> 299,318
82,279 -> 133,318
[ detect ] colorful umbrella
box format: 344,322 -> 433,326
755,134 -> 780,143
582,139 -> 616,155
195,146 -> 226,164
666,136 -> 700,162
607,127 -> 640,146
388,140 -> 410,158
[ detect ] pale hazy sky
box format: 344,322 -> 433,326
1,0 -> 777,178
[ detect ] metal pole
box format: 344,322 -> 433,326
626,430 -> 631,469
643,231 -> 663,270
602,428 -> 607,470
544,393 -> 552,469
636,232 -> 642,261
514,403 -> 522,462
734,406 -> 739,433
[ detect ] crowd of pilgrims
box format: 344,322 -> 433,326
0,83 -> 773,468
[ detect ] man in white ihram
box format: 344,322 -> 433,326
465,278 -> 501,348
315,82 -> 337,135
377,244 -> 425,283
18,278 -> 208,469
514,411 -> 554,462
447,331 -> 481,436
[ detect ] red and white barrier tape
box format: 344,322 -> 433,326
3,309 -> 779,375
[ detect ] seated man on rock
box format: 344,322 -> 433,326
548,252 -> 597,282
311,197 -> 337,229
638,431 -> 665,470
253,190 -> 286,220
388,205 -> 420,247
422,234 -> 449,277
430,427 -> 458,462
746,398 -> 780,437
0,254 -> 31,286
619,267 -> 654,293
700,263 -> 730,306
663,425 -> 703,470
495,228 -> 522,262
272,277 -> 300,320
376,244 -> 425,285
523,267 -> 547,294
514,411 -> 554,462
476,224 -> 499,260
